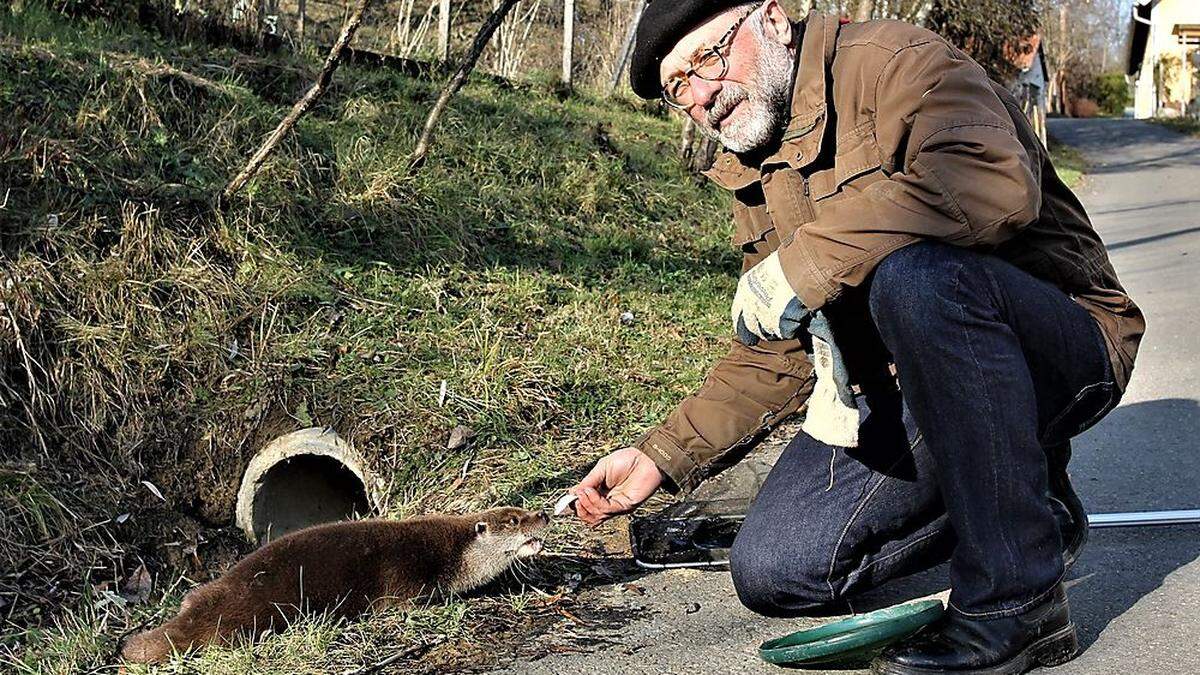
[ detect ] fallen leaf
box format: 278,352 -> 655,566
120,564 -> 152,604
141,480 -> 165,502
446,425 -> 476,451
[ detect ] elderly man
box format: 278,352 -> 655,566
568,1 -> 1145,673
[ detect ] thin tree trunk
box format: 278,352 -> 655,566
437,0 -> 451,61
223,0 -> 373,200
408,0 -> 522,169
298,0 -> 307,44
855,0 -> 874,22
692,136 -> 717,174
680,118 -> 696,160
609,0 -> 647,96
561,0 -> 575,88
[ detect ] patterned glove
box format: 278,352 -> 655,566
731,251 -> 811,345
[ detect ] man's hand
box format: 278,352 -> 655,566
731,250 -> 810,345
568,447 -> 663,526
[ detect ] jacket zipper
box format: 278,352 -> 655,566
801,176 -> 815,224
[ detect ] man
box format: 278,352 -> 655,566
568,1 -> 1145,674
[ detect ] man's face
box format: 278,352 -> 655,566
658,1 -> 796,153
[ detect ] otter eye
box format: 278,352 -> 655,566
509,516 -> 519,526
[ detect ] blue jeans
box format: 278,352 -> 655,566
730,242 -> 1118,618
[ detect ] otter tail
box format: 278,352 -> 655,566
120,617 -> 219,664
120,584 -> 245,663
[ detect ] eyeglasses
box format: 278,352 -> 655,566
661,9 -> 754,110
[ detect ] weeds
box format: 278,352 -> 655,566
1151,115 -> 1200,139
1048,135 -> 1087,188
1,3 -> 730,671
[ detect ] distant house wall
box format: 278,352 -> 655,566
1128,0 -> 1200,119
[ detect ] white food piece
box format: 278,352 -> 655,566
553,493 -> 579,516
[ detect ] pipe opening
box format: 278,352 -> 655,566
236,427 -> 376,545
251,454 -> 370,543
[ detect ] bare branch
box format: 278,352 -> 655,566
223,0 -> 373,201
408,0 -> 522,170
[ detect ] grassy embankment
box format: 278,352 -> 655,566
1,3 -> 734,672
1151,115 -> 1200,139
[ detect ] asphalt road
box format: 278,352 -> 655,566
495,118 -> 1200,675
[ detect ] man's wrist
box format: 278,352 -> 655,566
634,429 -> 698,495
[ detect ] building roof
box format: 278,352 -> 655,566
1126,1 -> 1153,76
1004,34 -> 1048,83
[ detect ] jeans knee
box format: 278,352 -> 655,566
868,242 -> 974,343
730,532 -> 833,617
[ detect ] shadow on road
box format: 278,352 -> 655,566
1107,225 -> 1200,251
1049,119 -> 1200,181
825,398 -> 1200,653
1068,524 -> 1200,649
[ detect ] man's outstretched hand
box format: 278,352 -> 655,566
569,447 -> 663,526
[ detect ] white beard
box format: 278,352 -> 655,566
697,18 -> 796,154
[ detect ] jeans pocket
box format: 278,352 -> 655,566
1041,380 -> 1117,446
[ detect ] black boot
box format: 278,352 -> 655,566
872,583 -> 1078,675
1047,442 -> 1088,570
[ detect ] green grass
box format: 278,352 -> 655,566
0,3 -> 732,671
1048,137 -> 1087,188
1151,115 -> 1200,139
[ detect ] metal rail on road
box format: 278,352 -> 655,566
1088,509 -> 1200,528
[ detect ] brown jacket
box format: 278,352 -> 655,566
636,15 -> 1145,494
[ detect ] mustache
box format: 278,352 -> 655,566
705,83 -> 749,128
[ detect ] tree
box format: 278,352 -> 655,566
924,0 -> 1040,82
1039,0 -> 1127,115
803,0 -> 931,23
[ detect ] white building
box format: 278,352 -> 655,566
1126,0 -> 1200,119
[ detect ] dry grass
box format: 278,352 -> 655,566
1151,115 -> 1200,139
1,3 -> 732,671
1048,135 -> 1088,188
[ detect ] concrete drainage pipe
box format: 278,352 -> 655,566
235,427 -> 376,545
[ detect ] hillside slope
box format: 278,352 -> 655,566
1,4 -> 737,670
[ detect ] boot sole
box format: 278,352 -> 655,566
870,623 -> 1079,675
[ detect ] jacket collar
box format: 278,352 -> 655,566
704,13 -> 837,190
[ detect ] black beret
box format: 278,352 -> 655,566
629,0 -> 753,100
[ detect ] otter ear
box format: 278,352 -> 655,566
474,521 -> 489,535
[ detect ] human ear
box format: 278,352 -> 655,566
760,0 -> 793,47
475,521 -> 488,535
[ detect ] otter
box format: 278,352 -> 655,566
121,507 -> 549,663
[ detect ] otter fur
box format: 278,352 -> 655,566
121,507 -> 548,663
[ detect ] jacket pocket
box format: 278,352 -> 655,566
810,122 -> 884,201
731,201 -> 776,249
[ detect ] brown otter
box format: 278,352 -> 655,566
121,507 -> 549,663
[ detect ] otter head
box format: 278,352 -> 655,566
473,507 -> 550,559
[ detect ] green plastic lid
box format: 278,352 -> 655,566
758,599 -> 944,667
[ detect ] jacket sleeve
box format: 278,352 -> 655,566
635,198 -> 817,495
635,336 -> 815,494
777,40 -> 1042,311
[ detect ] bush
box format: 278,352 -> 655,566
1078,71 -> 1131,117
1070,97 -> 1100,118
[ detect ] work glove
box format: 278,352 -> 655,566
731,250 -> 811,345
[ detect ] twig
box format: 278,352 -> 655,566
408,0 -> 522,169
223,0 -> 373,200
141,62 -> 229,95
344,637 -> 445,674
110,53 -> 230,96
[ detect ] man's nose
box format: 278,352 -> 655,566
689,76 -> 721,110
